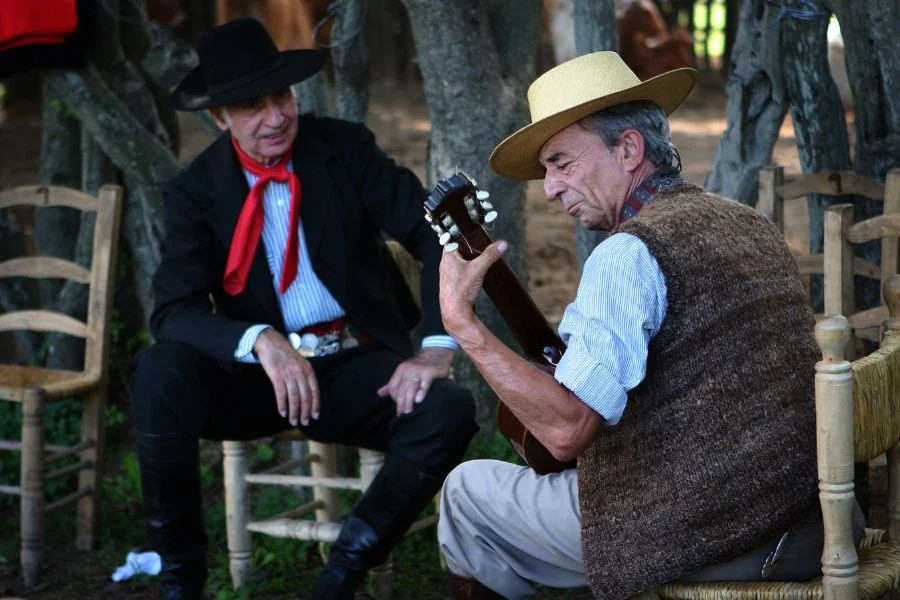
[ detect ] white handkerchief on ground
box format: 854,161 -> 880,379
111,551 -> 162,582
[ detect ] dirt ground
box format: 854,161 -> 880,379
0,78 -> 808,600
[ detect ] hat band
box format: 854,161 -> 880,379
205,53 -> 288,97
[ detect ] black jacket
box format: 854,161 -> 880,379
149,115 -> 446,367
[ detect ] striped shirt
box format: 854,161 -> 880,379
234,161 -> 457,362
554,233 -> 667,425
553,168 -> 680,424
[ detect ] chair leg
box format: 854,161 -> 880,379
309,441 -> 340,563
223,441 -> 252,589
76,388 -> 107,551
359,449 -> 392,600
20,388 -> 45,588
310,442 -> 340,523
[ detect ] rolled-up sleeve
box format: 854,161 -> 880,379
554,233 -> 667,425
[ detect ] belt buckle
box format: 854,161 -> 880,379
315,332 -> 341,356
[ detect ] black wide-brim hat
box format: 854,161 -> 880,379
171,17 -> 324,112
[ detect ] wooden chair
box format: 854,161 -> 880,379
0,184 -> 123,587
823,172 -> 900,347
645,275 -> 900,599
221,240 -> 436,600
757,165 -> 899,308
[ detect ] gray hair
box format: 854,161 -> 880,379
578,100 -> 681,171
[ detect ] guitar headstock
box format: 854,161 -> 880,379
424,172 -> 497,253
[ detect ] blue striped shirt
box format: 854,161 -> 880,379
554,232 -> 668,425
234,161 -> 457,362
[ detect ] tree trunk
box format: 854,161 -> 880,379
0,208 -> 40,360
401,0 -> 543,437
140,18 -> 219,134
573,0 -> 617,266
331,0 -> 369,123
706,0 -> 787,205
781,1 -> 852,312
30,80 -> 83,367
826,0 -> 900,310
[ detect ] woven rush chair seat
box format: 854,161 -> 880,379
0,365 -> 100,402
656,529 -> 900,599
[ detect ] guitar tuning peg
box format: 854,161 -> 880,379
479,201 -> 493,211
438,232 -> 452,245
444,242 -> 459,253
476,190 -> 489,201
424,213 -> 433,222
430,223 -> 442,234
484,211 -> 498,223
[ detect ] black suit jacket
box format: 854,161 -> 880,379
149,115 -> 447,367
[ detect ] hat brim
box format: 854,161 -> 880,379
489,68 -> 698,181
171,49 -> 325,112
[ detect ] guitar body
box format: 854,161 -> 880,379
425,173 -> 576,475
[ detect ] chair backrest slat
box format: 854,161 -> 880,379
778,171 -> 885,201
0,310 -> 89,338
846,213 -> 900,244
0,257 -> 91,283
0,185 -> 102,211
0,183 -> 122,375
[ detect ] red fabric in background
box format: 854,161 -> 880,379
0,0 -> 79,51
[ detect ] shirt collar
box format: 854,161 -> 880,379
620,167 -> 684,223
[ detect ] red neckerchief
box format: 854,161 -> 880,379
223,136 -> 302,295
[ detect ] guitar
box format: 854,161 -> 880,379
425,172 -> 576,475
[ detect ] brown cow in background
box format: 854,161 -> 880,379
617,0 -> 693,79
215,0 -> 333,49
547,0 -> 695,80
144,0 -> 333,49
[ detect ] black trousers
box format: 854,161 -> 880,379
132,339 -> 477,475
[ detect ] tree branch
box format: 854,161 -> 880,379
45,67 -> 180,187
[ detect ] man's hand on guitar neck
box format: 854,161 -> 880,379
439,239 -> 508,333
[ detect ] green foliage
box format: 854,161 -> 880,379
48,98 -> 77,119
0,401 -> 525,597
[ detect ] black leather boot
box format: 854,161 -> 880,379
312,455 -> 444,599
138,431 -> 208,600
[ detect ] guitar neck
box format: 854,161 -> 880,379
459,226 -> 564,364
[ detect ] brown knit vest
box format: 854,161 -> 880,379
578,185 -> 819,598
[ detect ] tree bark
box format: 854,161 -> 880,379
706,0 -> 788,205
140,18 -> 219,134
402,0 -> 543,436
781,1 -> 852,312
573,0 -> 617,266
331,0 -> 370,123
825,0 -> 900,309
0,208 -> 40,360
36,82 -> 82,299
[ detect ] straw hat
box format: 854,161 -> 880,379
489,51 -> 698,180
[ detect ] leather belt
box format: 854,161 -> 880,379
287,317 -> 373,357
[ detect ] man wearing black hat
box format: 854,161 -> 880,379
131,17 -> 477,600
